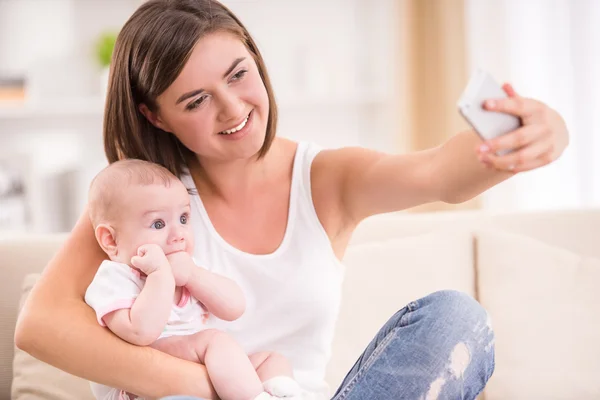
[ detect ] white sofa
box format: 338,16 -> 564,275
2,209 -> 600,399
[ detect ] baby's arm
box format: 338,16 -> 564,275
188,267 -> 246,321
104,244 -> 175,346
167,252 -> 246,321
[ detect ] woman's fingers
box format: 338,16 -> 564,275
483,95 -> 543,119
502,82 -> 518,98
510,153 -> 554,173
482,138 -> 555,171
480,124 -> 550,154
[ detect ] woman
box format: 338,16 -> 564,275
15,0 -> 568,399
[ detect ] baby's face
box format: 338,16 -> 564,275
112,179 -> 194,264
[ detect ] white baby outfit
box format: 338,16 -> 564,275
85,260 -> 210,400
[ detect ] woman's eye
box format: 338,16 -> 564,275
151,220 -> 165,229
180,214 -> 188,224
231,69 -> 247,81
186,95 -> 208,111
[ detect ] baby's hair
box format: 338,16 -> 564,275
88,159 -> 179,227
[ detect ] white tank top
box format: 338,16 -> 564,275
179,142 -> 345,396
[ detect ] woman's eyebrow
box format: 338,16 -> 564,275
175,57 -> 246,105
222,57 -> 246,78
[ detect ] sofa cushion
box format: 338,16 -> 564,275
0,234 -> 67,399
351,209 -> 600,258
12,273 -> 94,400
326,228 -> 475,390
476,229 -> 600,400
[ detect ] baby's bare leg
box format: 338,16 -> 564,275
151,332 -> 211,363
152,329 -> 265,400
249,352 -> 294,382
250,352 -> 302,398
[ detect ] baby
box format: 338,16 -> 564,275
84,159 -> 306,400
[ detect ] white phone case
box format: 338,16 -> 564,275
457,69 -> 521,148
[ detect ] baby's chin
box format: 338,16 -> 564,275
107,248 -> 147,266
165,249 -> 194,257
109,253 -> 136,267
107,246 -> 194,266
107,253 -> 133,266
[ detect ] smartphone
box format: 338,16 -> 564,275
457,69 -> 521,153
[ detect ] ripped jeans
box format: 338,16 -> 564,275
161,290 -> 495,400
331,290 -> 495,400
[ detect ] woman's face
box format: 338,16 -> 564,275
148,31 -> 270,163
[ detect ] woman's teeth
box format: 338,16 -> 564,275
220,114 -> 249,135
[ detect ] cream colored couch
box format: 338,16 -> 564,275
2,209 -> 600,400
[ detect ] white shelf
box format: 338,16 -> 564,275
0,92 -> 389,121
278,92 -> 389,108
0,97 -> 105,120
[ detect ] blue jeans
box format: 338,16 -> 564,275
161,290 -> 495,400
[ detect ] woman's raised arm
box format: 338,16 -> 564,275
14,208 -> 217,399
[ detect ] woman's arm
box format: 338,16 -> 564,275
320,130 -> 511,223
167,252 -> 246,321
14,209 -> 217,399
316,85 -> 569,225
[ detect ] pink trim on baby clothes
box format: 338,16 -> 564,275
96,299 -> 136,326
177,287 -> 190,307
129,268 -> 144,279
119,390 -> 139,400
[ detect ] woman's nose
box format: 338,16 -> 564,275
217,90 -> 244,123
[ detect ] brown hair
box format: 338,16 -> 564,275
104,0 -> 278,177
88,159 -> 179,227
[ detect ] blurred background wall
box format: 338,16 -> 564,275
0,0 -> 598,234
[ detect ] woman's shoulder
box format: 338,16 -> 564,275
275,138 -> 367,187
274,137 -> 299,154
267,137 -> 371,181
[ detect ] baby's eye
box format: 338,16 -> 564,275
180,213 -> 189,224
151,220 -> 165,229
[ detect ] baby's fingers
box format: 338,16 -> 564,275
131,255 -> 143,268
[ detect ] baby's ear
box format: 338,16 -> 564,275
95,224 -> 118,256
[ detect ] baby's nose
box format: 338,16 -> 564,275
170,229 -> 185,242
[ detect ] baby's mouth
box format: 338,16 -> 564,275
166,248 -> 186,256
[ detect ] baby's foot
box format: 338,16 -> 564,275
263,376 -> 302,397
297,391 -> 328,400
253,392 -> 277,400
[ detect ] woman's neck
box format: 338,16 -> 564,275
190,142 -> 281,204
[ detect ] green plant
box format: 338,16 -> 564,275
95,31 -> 118,68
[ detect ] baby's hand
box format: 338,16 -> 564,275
131,244 -> 170,276
166,251 -> 193,286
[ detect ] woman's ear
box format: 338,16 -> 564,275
95,224 -> 118,257
138,103 -> 172,133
